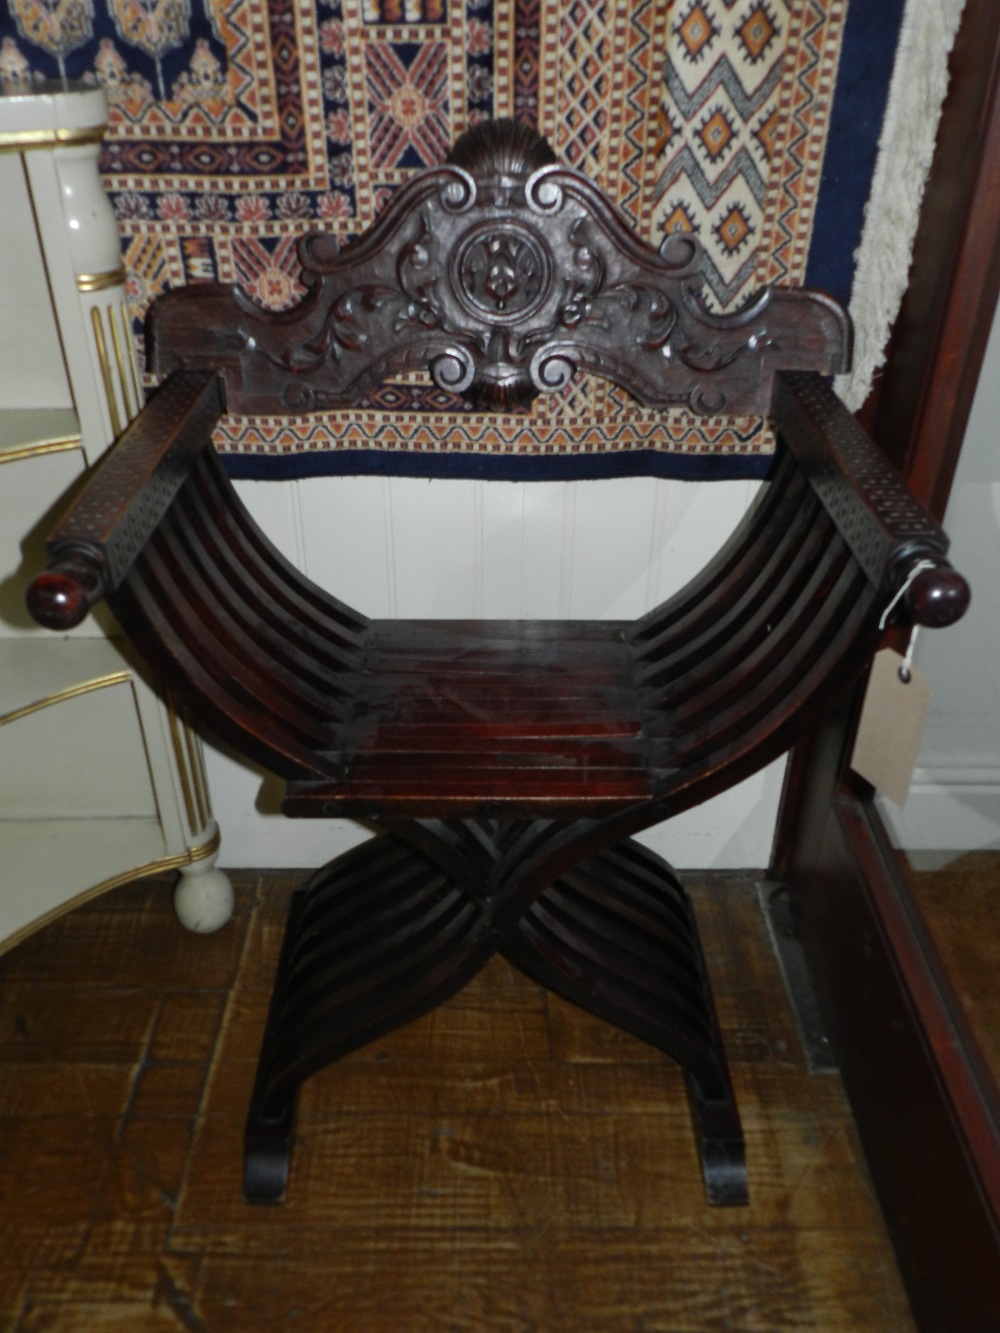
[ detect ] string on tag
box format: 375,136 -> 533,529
878,559 -> 938,631
878,559 -> 937,685
898,626 -> 919,684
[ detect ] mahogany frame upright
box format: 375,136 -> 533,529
775,4 -> 1000,1327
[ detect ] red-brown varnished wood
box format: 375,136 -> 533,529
25,122 -> 972,1221
793,787 -> 1000,1333
771,12 -> 1000,1323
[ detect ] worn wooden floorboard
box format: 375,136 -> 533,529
903,850 -> 1000,1080
0,867 -> 917,1331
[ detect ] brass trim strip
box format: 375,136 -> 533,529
186,825 -> 222,864
0,826 -> 223,959
108,303 -> 135,420
90,304 -> 123,438
77,268 -> 126,294
166,691 -> 199,836
0,437 -> 82,464
123,304 -> 143,411
0,671 -> 131,726
0,125 -> 105,153
180,707 -> 212,826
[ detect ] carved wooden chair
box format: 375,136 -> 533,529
27,122 -> 968,1208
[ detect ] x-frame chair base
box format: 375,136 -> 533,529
243,830 -> 747,1208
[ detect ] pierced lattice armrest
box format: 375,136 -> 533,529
773,370 -> 969,631
27,370 -> 225,630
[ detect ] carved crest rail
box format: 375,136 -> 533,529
150,120 -> 849,418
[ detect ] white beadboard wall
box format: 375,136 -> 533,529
203,472 -> 787,870
879,299 -> 1000,856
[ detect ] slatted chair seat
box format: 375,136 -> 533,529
28,121 -> 969,1210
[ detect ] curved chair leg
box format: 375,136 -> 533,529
244,836 -> 493,1202
504,840 -> 747,1205
244,826 -> 745,1206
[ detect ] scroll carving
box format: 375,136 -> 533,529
149,120 -> 850,417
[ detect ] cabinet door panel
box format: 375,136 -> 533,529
0,681 -> 158,819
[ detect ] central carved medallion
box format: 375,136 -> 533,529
452,221 -> 552,324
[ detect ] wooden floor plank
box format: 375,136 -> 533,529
0,869 -> 917,1332
183,1230 -> 915,1333
0,877 -> 255,992
0,1116 -> 121,1328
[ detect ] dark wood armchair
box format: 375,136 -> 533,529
27,121 -> 969,1208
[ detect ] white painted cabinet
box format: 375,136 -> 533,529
0,81 -> 231,950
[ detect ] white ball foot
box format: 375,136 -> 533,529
174,855 -> 234,933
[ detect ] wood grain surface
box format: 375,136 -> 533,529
0,870 -> 916,1331
903,852 -> 1000,1084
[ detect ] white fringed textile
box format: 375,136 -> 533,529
836,0 -> 967,411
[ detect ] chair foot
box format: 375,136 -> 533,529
244,1101 -> 295,1204
687,1075 -> 749,1206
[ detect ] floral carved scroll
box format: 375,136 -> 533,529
149,120 -> 850,418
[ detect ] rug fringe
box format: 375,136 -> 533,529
836,0 -> 966,411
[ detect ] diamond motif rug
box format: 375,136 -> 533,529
0,0 -> 928,477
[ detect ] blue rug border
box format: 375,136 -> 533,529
222,447 -> 777,483
805,0 -> 908,306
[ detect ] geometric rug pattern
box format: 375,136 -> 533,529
1,1 -> 903,475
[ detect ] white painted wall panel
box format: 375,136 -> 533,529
389,478 -> 480,618
562,478 -> 657,620
0,156 -> 73,413
204,473 -> 785,870
881,303 -> 1000,854
298,476 -> 395,617
479,481 -> 529,619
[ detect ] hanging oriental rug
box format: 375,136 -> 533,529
0,0 -> 960,478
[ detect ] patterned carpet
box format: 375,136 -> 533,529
1,0 -> 908,475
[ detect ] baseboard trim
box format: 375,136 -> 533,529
879,766 -> 1000,851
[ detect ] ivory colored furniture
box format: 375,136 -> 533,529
28,121 -> 969,1206
0,80 -> 232,949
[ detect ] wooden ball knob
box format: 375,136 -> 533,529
26,570 -> 93,630
903,566 -> 971,628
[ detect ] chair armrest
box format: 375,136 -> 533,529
27,370 -> 225,630
773,371 -> 970,629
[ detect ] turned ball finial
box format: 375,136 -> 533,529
446,119 -> 556,177
903,565 -> 971,628
26,560 -> 104,630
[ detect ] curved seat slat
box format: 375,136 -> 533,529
549,868 -> 705,998
270,892 -> 482,1074
635,483 -> 828,690
116,552 -> 339,779
152,511 -> 355,723
642,509 -> 838,708
661,556 -> 868,755
629,448 -> 803,646
645,524 -> 853,723
521,890 -> 713,1033
657,571 -> 877,812
191,453 -> 370,646
178,466 -> 366,675
141,523 -> 347,745
632,466 -> 815,663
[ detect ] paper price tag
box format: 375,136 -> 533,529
850,648 -> 930,809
